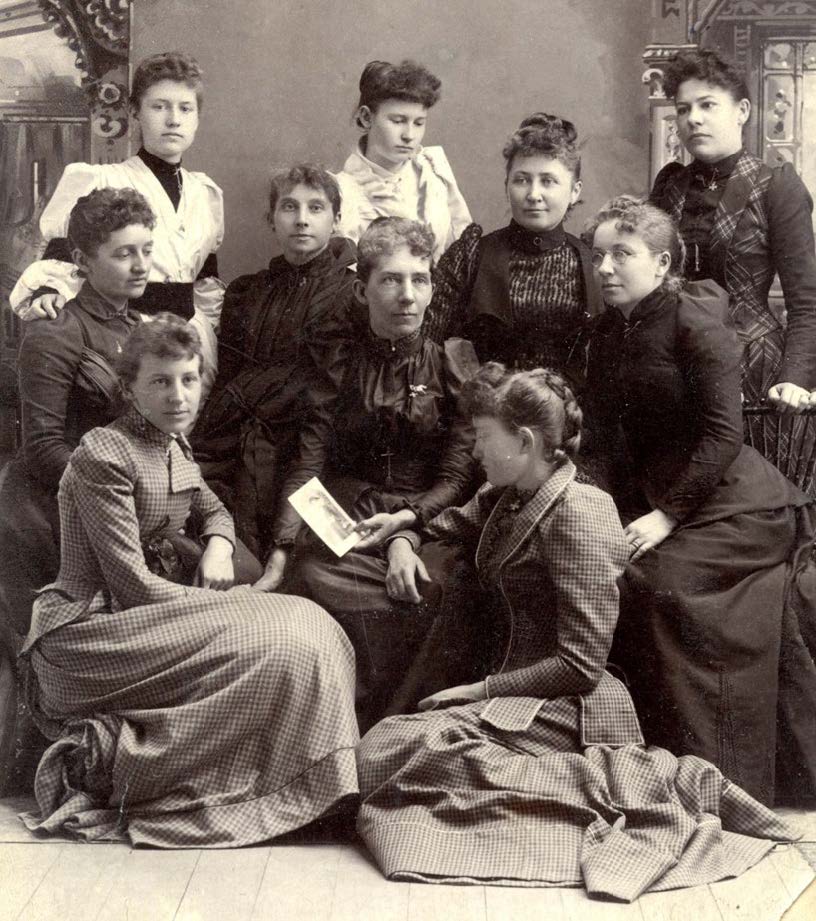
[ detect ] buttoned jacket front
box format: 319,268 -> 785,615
423,461 -> 643,746
23,409 -> 234,652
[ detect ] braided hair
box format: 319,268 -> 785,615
464,362 -> 582,463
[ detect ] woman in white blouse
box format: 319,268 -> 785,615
10,51 -> 224,395
335,60 -> 471,263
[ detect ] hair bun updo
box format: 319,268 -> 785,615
354,59 -> 442,128
517,112 -> 578,145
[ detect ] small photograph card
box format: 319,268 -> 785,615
288,477 -> 361,557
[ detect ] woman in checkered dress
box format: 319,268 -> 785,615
354,363 -> 794,900
18,316 -> 359,847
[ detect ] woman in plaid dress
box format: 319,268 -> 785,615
355,363 -> 794,900
19,316 -> 359,847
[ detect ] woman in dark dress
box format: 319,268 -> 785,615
354,364 -> 797,899
650,49 -> 816,414
283,217 -> 479,729
585,196 -> 816,805
423,113 -> 602,392
0,188 -> 153,790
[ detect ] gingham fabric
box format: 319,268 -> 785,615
356,706 -> 797,900
19,409 -> 359,847
424,460 -> 641,745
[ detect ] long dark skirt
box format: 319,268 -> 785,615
617,504 -> 816,805
21,591 -> 359,847
356,700 -> 796,900
294,533 -> 464,732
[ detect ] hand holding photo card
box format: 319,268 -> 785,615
288,477 -> 362,557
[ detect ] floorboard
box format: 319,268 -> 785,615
0,797 -> 813,921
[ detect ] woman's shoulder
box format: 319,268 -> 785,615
438,336 -> 480,377
418,146 -> 458,183
70,421 -> 135,476
676,279 -> 732,327
545,481 -> 626,548
182,167 -> 224,199
21,299 -> 86,348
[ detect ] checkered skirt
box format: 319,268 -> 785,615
22,588 -> 359,847
356,701 -> 797,901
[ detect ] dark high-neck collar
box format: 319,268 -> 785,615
75,281 -> 131,321
270,235 -> 357,279
691,148 -> 743,182
624,285 -> 673,324
508,219 -> 566,255
365,326 -> 424,358
138,147 -> 182,209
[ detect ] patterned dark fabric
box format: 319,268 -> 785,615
19,408 -> 359,846
651,151 -> 816,395
422,221 -> 601,391
193,237 -> 358,553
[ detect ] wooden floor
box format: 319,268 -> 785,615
0,798 -> 814,921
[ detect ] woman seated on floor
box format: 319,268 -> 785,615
354,362 -> 798,901
423,113 -> 602,393
276,217 -> 479,730
18,314 -> 359,848
584,196 -> 816,806
334,59 -> 471,263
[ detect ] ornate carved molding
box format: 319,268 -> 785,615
642,43 -> 699,97
36,1 -> 131,157
695,0 -> 816,32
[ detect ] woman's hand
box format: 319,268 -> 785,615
195,535 -> 235,590
253,547 -> 289,593
354,508 -> 417,551
418,681 -> 487,712
386,537 -> 431,603
624,508 -> 677,561
768,382 -> 812,414
19,292 -> 66,321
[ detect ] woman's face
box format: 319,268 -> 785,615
674,79 -> 749,164
126,352 -> 202,436
134,79 -> 200,163
361,99 -> 428,171
74,223 -> 153,309
591,220 -> 669,315
271,182 -> 339,265
472,415 -> 530,487
355,245 -> 433,341
506,154 -> 581,233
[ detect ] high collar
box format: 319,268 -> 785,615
691,148 -> 743,183
75,282 -> 132,322
507,219 -> 567,255
138,146 -> 182,178
365,326 -> 424,359
270,235 -> 355,278
121,404 -> 193,457
623,285 -> 673,325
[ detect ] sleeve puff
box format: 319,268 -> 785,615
767,162 -> 816,388
656,279 -> 745,520
406,337 -> 479,525
423,222 -> 484,343
649,161 -> 686,211
422,146 -> 473,244
213,271 -> 267,389
187,170 -> 226,252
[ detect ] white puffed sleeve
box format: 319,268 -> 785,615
9,163 -> 103,312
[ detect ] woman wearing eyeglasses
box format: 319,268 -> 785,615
585,196 -> 816,806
